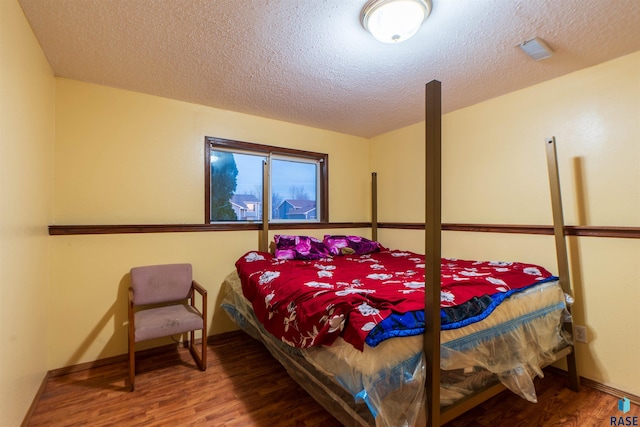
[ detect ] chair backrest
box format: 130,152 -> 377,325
130,263 -> 193,305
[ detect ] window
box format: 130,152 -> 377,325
205,137 -> 328,224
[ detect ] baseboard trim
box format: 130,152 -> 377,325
49,352 -> 130,378
547,366 -> 640,406
21,370 -> 50,427
47,332 -> 237,378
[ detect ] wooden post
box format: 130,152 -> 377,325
371,172 -> 378,242
545,136 -> 580,392
260,160 -> 270,252
425,80 -> 442,427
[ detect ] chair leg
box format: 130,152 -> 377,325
201,330 -> 207,371
128,332 -> 135,391
188,330 -> 207,371
128,351 -> 135,391
128,290 -> 136,391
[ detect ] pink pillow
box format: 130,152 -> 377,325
274,235 -> 330,260
323,235 -> 381,256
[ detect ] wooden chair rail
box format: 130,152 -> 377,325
48,222 -> 640,238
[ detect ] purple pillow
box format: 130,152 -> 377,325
323,235 -> 381,256
274,235 -> 330,260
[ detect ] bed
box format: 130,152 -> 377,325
220,80 -> 579,426
222,247 -> 571,426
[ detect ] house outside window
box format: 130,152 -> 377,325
230,194 -> 262,221
276,199 -> 317,220
205,137 -> 328,224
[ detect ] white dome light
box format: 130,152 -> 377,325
361,0 -> 432,43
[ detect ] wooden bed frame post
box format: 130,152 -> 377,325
260,160 -> 270,252
545,137 -> 580,392
425,80 -> 442,427
372,172 -> 378,242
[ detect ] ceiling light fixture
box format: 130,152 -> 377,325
361,0 -> 432,43
518,37 -> 554,61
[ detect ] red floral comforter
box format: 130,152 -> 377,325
235,249 -> 554,351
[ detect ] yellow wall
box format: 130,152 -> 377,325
54,78 -> 372,224
371,52 -> 640,396
0,0 -> 55,425
49,78 -> 371,368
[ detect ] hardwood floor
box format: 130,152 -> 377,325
442,372 -> 639,427
28,332 -> 342,427
28,331 -> 638,426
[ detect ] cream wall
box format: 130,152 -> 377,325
49,78 -> 371,369
371,52 -> 640,396
0,0 -> 55,425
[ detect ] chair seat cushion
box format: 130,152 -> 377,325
135,303 -> 203,342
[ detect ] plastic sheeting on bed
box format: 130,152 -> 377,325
221,271 -> 572,427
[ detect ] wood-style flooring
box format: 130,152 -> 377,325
28,331 -> 638,426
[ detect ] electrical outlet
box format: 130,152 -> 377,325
574,325 -> 587,343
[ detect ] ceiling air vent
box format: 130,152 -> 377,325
518,37 -> 553,60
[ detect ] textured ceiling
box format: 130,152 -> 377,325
18,0 -> 640,138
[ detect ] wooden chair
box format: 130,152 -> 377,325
128,263 -> 207,391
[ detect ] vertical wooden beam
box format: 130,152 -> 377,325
260,160 -> 270,252
545,137 -> 580,392
425,80 -> 442,427
204,140 -> 212,224
371,172 -> 378,242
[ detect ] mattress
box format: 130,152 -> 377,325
221,270 -> 571,427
